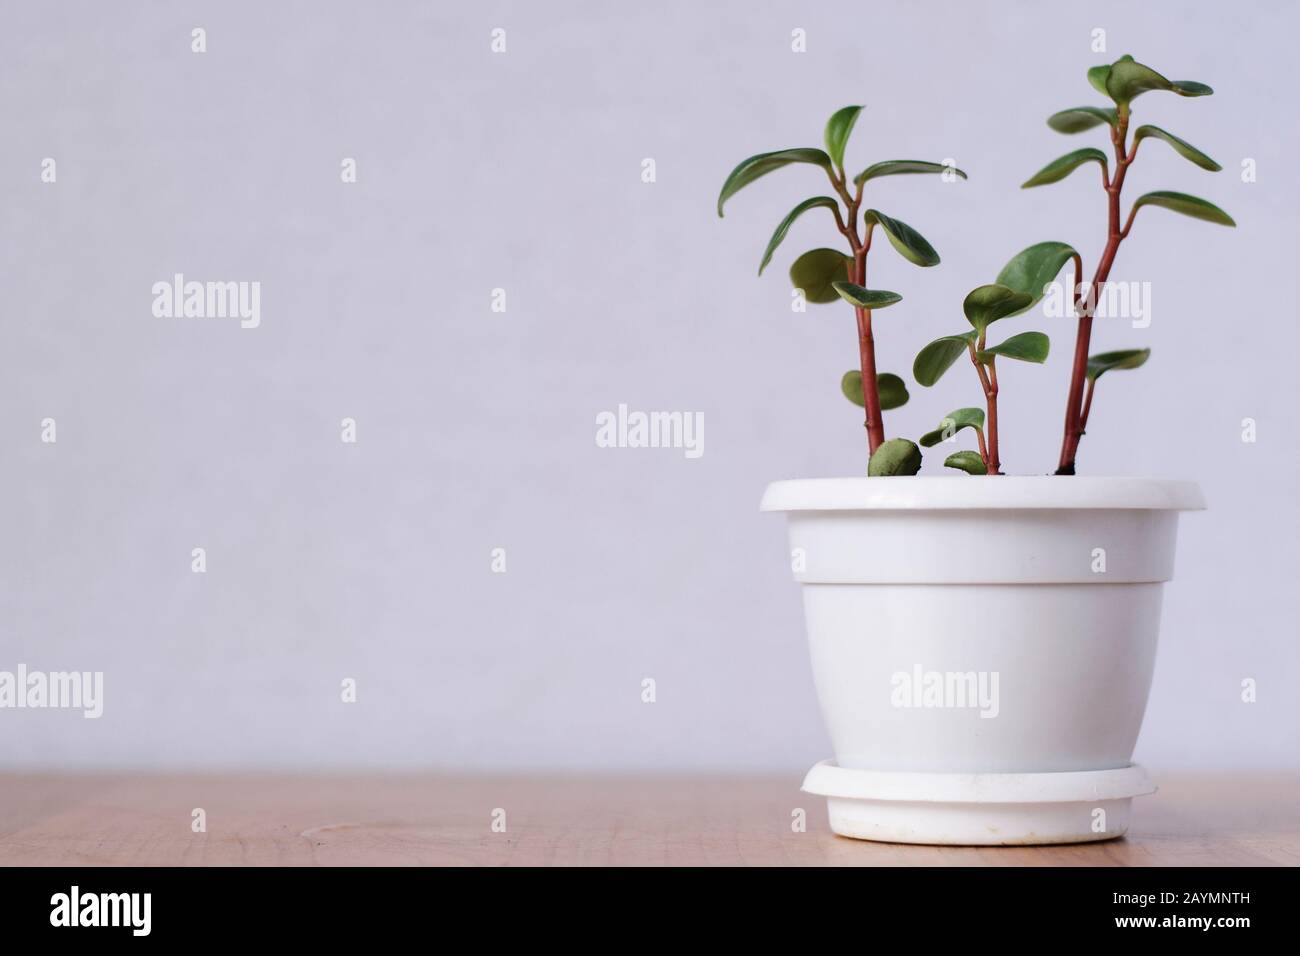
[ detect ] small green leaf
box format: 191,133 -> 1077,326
1133,125 -> 1221,171
842,371 -> 910,410
1104,55 -> 1212,105
944,450 -> 988,475
1087,64 -> 1111,96
977,331 -> 1050,364
1046,106 -> 1118,134
853,160 -> 967,186
1022,148 -> 1108,188
717,148 -> 833,217
758,197 -> 839,275
1087,348 -> 1150,380
963,284 -> 1034,332
867,438 -> 922,477
840,370 -> 909,410
831,281 -> 902,310
920,407 -> 985,448
1131,191 -> 1235,227
878,373 -> 909,411
824,106 -> 863,170
862,209 -> 940,267
995,241 -> 1078,313
790,248 -> 853,304
841,370 -> 864,407
913,332 -> 976,387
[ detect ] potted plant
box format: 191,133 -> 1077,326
722,57 -> 1230,845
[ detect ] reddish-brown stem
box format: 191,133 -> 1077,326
1079,376 -> 1097,432
969,341 -> 1003,475
974,426 -> 989,467
1056,106 -> 1134,475
828,170 -> 885,459
854,237 -> 885,456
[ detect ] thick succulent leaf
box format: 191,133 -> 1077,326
877,373 -> 909,411
840,370 -> 865,407
717,148 -> 833,216
1087,64 -> 1111,96
963,284 -> 1034,332
862,209 -> 940,266
831,281 -> 902,310
1046,106 -> 1118,134
1104,54 -> 1212,105
867,438 -> 922,477
913,332 -> 976,387
920,407 -> 985,448
1022,148 -> 1108,188
790,248 -> 854,304
853,160 -> 967,186
843,372 -> 911,409
977,331 -> 1050,364
944,450 -> 988,475
1133,125 -> 1221,171
758,197 -> 839,275
824,106 -> 863,170
1087,348 -> 1151,380
843,371 -> 909,410
995,241 -> 1078,313
1132,191 -> 1235,226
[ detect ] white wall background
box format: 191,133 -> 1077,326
1,0 -> 1295,771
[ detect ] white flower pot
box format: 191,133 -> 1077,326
761,476 -> 1204,845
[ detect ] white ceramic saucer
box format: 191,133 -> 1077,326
801,760 -> 1156,846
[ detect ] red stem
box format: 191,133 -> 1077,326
1055,106 -> 1134,475
830,171 -> 885,459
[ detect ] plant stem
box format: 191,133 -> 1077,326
1055,106 -> 1134,475
854,241 -> 886,456
1079,376 -> 1096,432
829,171 -> 885,459
974,426 -> 989,468
969,341 -> 1002,475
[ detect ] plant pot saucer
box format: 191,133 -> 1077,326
802,760 -> 1156,846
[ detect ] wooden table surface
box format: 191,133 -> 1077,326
2,773 -> 1296,866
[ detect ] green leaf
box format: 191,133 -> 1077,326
878,373 -> 909,411
831,281 -> 902,310
758,197 -> 839,275
867,438 -> 922,477
1021,148 -> 1108,188
862,209 -> 940,267
824,106 -> 862,170
1087,64 -> 1111,96
717,148 -> 832,217
920,407 -> 985,448
1087,348 -> 1150,380
841,370 -> 865,407
790,248 -> 854,304
963,284 -> 1034,332
853,160 -> 967,186
977,331 -> 1050,364
1103,54 -> 1213,105
1133,125 -> 1221,171
1046,107 -> 1118,134
913,332 -> 975,387
995,241 -> 1078,313
944,450 -> 988,475
1131,191 -> 1235,227
841,371 -> 909,410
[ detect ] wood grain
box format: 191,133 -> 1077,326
1,773 -> 1296,866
